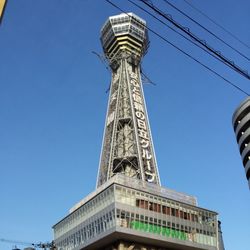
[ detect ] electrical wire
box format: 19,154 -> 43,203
183,0 -> 250,50
162,0 -> 250,61
128,0 -> 237,76
139,0 -> 250,80
104,0 -> 249,96
130,0 -> 249,80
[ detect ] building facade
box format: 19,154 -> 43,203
53,175 -> 218,250
53,13 -> 223,250
232,97 -> 250,188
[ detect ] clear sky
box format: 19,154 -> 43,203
0,1 -> 249,250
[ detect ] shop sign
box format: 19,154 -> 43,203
131,220 -> 187,241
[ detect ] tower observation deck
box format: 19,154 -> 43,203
52,13 -> 223,250
97,13 -> 160,187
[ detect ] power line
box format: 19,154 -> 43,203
104,0 -> 249,96
130,0 -> 249,80
139,0 -> 250,80
0,238 -> 55,249
183,0 -> 250,50
162,0 -> 250,61
0,238 -> 33,247
127,0 -> 237,76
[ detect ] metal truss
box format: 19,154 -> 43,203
97,51 -> 160,187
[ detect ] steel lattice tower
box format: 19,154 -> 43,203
53,13 -> 223,250
97,13 -> 160,187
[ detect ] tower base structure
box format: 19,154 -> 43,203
53,175 -> 218,250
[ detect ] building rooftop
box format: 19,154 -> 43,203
70,174 -> 199,214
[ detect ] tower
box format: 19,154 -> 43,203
232,97 -> 250,188
53,13 -> 221,250
97,13 -> 160,187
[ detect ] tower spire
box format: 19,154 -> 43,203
97,13 -> 160,187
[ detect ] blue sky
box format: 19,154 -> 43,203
0,0 -> 249,249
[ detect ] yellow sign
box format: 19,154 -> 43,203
0,0 -> 7,21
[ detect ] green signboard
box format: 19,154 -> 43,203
131,220 -> 188,241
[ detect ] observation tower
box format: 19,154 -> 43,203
53,13 -> 222,250
97,12 -> 160,187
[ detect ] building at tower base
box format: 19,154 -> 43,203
53,175 -> 218,250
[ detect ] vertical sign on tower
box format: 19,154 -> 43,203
129,71 -> 156,183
